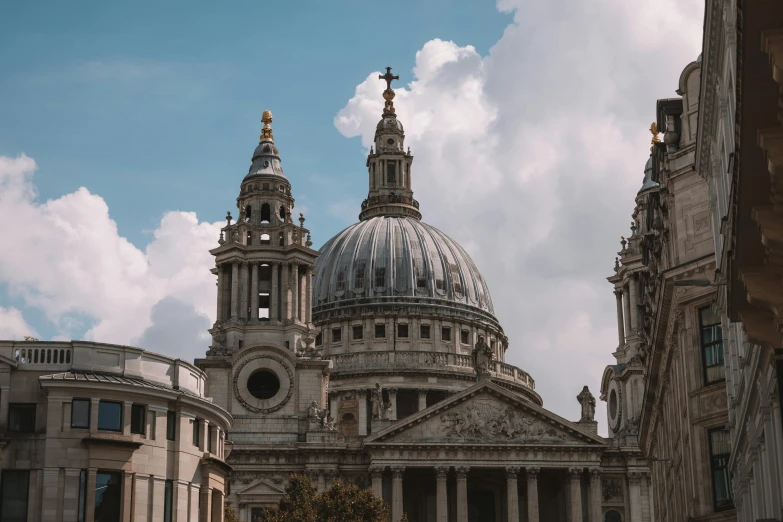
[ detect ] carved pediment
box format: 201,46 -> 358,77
365,381 -> 606,446
236,479 -> 286,498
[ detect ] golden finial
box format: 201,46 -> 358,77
260,110 -> 274,141
379,67 -> 399,115
649,122 -> 660,151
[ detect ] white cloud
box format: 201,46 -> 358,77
0,307 -> 39,340
0,154 -> 218,357
334,0 -> 702,431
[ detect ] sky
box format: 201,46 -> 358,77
0,0 -> 703,432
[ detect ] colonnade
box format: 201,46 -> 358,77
216,260 -> 312,324
369,465 -> 606,522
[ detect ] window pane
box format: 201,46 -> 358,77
192,419 -> 200,446
0,470 -> 30,522
97,402 -> 122,431
9,404 -> 36,432
163,480 -> 173,522
332,328 -> 342,343
130,404 -> 145,435
461,330 -> 469,344
420,325 -> 430,339
398,324 -> 408,338
94,472 -> 122,522
375,324 -> 386,338
352,326 -> 363,340
442,327 -> 451,341
709,428 -> 733,509
78,470 -> 87,522
166,411 -> 176,441
72,399 -> 90,429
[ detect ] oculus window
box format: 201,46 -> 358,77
97,401 -> 122,432
71,399 -> 90,429
247,370 -> 280,400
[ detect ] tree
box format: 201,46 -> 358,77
225,506 -> 243,522
253,474 -> 391,522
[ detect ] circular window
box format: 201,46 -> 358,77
263,160 -> 270,168
247,370 -> 280,400
386,138 -> 394,145
609,389 -> 618,419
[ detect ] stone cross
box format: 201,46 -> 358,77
379,67 -> 399,90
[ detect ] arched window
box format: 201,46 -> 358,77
279,206 -> 286,220
260,234 -> 271,245
604,510 -> 622,522
260,203 -> 271,224
245,205 -> 252,219
278,233 -> 285,246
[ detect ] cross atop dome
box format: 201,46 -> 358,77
379,66 -> 399,116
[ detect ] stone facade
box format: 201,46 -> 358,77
0,341 -> 232,522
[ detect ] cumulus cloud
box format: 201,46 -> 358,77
0,307 -> 39,340
0,154 -> 218,357
335,0 -> 702,430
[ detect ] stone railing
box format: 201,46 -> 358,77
328,351 -> 535,390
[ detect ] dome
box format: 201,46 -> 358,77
638,155 -> 659,194
314,216 -> 495,316
244,139 -> 286,180
377,116 -> 404,132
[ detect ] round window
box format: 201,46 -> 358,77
609,389 -> 618,420
386,138 -> 394,145
247,370 -> 280,400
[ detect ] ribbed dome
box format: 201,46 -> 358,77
244,139 -> 286,181
314,216 -> 495,314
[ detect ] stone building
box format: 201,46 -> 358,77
0,340 -> 232,522
600,59 -> 737,521
196,70 -> 653,522
697,0 -> 783,519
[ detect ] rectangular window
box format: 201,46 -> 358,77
332,328 -> 342,344
375,324 -> 386,339
71,399 -> 90,429
166,410 -> 177,441
97,401 -> 122,432
94,471 -> 122,522
398,324 -> 408,338
130,404 -> 146,435
700,307 -> 725,384
315,332 -> 323,346
8,404 -> 36,433
386,162 -> 396,183
461,330 -> 469,345
150,411 -> 156,440
208,428 -> 213,453
78,470 -> 87,522
164,480 -> 173,522
420,325 -> 431,339
192,419 -> 200,447
352,325 -> 363,340
708,428 -> 733,509
374,267 -> 386,288
0,470 -> 30,522
442,326 -> 451,342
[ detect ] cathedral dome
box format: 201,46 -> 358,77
313,216 -> 495,316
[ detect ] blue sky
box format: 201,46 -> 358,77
0,0 -> 703,424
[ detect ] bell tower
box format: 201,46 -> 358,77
359,67 -> 420,221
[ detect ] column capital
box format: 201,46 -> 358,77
387,387 -> 398,395
505,466 -> 521,478
568,467 -> 583,479
526,466 -> 541,479
417,388 -> 428,396
627,471 -> 644,484
589,468 -> 602,480
434,466 -> 450,478
357,389 -> 367,398
390,466 -> 405,478
455,466 -> 470,479
368,466 -> 385,478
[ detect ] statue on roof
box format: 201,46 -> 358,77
577,386 -> 596,421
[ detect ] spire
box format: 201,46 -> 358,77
260,110 -> 274,142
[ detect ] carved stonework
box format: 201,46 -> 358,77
526,467 -> 541,480
439,399 -> 567,442
435,466 -> 450,478
390,466 -> 405,478
455,466 -> 470,479
233,354 -> 294,414
602,478 -> 623,502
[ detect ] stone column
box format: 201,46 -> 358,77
270,262 -> 279,321
329,392 -> 340,425
369,466 -> 384,499
199,486 -> 213,522
388,388 -> 398,421
622,285 -> 631,340
418,389 -> 428,411
614,289 -> 625,348
231,262 -> 239,319
589,469 -> 602,522
240,262 -> 249,320
250,262 -> 259,321
42,467 -> 59,522
306,268 -> 313,323
505,467 -> 520,522
316,471 -> 326,493
281,262 -> 290,321
628,472 -> 642,522
300,267 -> 307,321
358,390 -> 368,436
391,466 -> 405,522
216,264 -> 224,322
455,466 -> 469,522
568,468 -> 583,522
85,469 -> 97,522
628,275 -> 638,332
211,490 -> 224,522
435,466 -> 449,522
526,467 -> 540,522
291,264 -> 299,322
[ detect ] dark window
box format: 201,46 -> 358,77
97,401 -> 122,432
352,325 -> 363,340
251,508 -> 264,522
0,470 -> 29,522
604,511 -> 621,522
375,324 -> 386,339
278,233 -> 284,246
700,307 -> 725,384
279,206 -> 286,220
398,324 -> 409,338
94,471 -> 121,522
245,205 -> 252,219
315,332 -> 322,346
166,411 -> 176,441
442,327 -> 452,342
247,370 -> 280,400
354,261 -> 366,288
332,328 -> 342,343
130,404 -> 145,435
374,267 -> 386,288
461,330 -> 469,344
208,427 -> 213,453
192,419 -> 200,447
71,399 -> 90,429
8,404 -> 36,433
386,162 -> 396,183
709,428 -> 733,509
260,203 -> 271,223
164,480 -> 173,522
78,470 -> 87,522
420,325 -> 431,339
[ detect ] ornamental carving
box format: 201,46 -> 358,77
440,399 -> 567,442
602,478 -> 623,501
233,354 -> 294,414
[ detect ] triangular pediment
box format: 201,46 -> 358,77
236,479 -> 286,497
365,380 -> 606,446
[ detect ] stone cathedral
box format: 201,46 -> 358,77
194,70 -> 652,522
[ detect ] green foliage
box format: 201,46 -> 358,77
252,474 -> 391,522
225,506 -> 243,522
